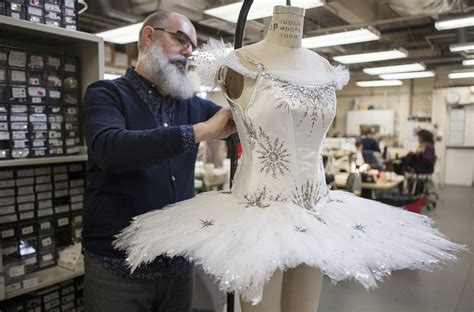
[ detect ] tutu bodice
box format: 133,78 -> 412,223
221,50 -> 347,209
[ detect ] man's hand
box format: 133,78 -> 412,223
193,108 -> 237,142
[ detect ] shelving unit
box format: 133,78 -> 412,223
5,266 -> 84,300
0,154 -> 87,168
0,16 -> 104,97
1,15 -> 103,301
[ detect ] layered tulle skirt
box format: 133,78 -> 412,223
114,190 -> 465,304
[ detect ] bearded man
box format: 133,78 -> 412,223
81,10 -> 235,312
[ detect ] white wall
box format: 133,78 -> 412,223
432,87 -> 474,186
333,78 -> 433,146
336,79 -> 474,186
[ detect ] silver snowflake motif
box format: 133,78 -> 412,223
353,224 -> 367,233
291,180 -> 327,211
256,129 -> 291,178
241,186 -> 286,208
200,219 -> 215,228
291,180 -> 328,223
294,225 -> 308,233
241,117 -> 259,150
263,72 -> 337,133
328,197 -> 344,204
240,115 -> 291,179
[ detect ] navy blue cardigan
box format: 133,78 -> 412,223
81,77 -> 221,257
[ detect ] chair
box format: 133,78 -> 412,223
408,159 -> 439,210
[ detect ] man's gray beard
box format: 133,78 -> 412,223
140,43 -> 194,100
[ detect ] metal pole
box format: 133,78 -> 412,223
227,1 -> 253,311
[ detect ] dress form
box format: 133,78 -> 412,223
222,5 -> 334,110
220,5 -> 324,312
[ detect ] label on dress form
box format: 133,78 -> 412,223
268,19 -> 302,40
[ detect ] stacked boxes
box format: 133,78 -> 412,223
61,0 -> 76,30
1,0 -> 78,30
0,276 -> 84,311
5,0 -> 26,21
0,162 -> 85,294
27,0 -> 44,24
0,45 -> 82,160
0,0 -> 5,16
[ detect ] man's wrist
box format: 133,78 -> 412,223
193,122 -> 208,143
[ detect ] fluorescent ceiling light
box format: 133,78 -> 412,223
450,42 -> 474,52
435,15 -> 474,30
356,80 -> 403,87
363,62 -> 425,75
449,71 -> 474,79
462,59 -> 474,66
379,71 -> 435,80
302,28 -> 380,49
204,0 -> 324,23
96,23 -> 143,44
333,49 -> 408,64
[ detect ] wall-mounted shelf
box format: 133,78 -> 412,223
5,266 -> 84,300
0,154 -> 88,168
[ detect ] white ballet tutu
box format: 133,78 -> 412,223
114,189 -> 465,304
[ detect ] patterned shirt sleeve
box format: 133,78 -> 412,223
180,125 -> 197,152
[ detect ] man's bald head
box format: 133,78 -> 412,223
137,10 -> 197,53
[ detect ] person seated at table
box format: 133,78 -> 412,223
360,128 -> 381,152
402,129 -> 436,174
355,140 -> 365,167
355,140 -> 384,170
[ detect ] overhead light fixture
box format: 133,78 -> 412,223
204,0 -> 325,23
356,80 -> 403,87
462,59 -> 474,66
363,62 -> 425,75
302,27 -> 380,49
379,71 -> 435,80
448,71 -> 474,79
435,15 -> 474,30
449,42 -> 474,52
333,49 -> 408,64
96,23 -> 143,44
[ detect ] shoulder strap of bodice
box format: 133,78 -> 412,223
233,50 -> 266,72
235,49 -> 349,90
192,38 -> 258,88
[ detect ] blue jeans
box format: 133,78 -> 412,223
84,253 -> 195,312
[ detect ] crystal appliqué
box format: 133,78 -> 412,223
256,129 -> 291,178
291,180 -> 328,223
240,186 -> 286,208
262,73 -> 337,133
200,219 -> 215,228
241,115 -> 291,178
294,225 -> 308,233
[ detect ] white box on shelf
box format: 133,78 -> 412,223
58,243 -> 83,271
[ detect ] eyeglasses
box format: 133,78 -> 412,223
153,27 -> 196,51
